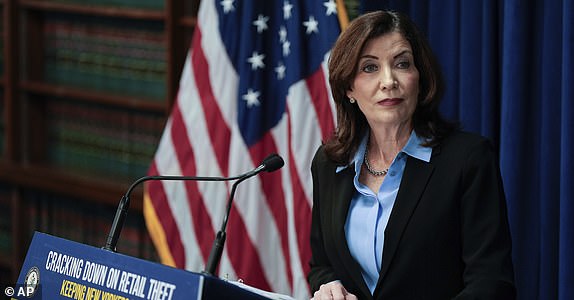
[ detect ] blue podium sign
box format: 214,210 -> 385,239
14,232 -> 270,300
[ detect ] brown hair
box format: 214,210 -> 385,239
324,10 -> 457,163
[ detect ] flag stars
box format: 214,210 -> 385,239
243,89 -> 261,107
279,26 -> 287,43
303,16 -> 319,34
247,51 -> 265,70
282,40 -> 291,57
283,1 -> 293,19
253,14 -> 269,33
279,26 -> 291,57
220,0 -> 235,13
275,62 -> 286,80
324,0 -> 337,16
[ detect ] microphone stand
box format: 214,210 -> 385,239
202,157 -> 288,275
103,154 -> 284,277
103,175 -> 241,252
203,172 -> 256,276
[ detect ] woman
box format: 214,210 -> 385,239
308,10 -> 515,300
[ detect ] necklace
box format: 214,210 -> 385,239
363,147 -> 389,176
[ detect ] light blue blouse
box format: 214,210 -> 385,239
336,130 -> 432,294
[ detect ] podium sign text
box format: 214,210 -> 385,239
15,232 -> 203,300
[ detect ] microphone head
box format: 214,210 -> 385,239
262,154 -> 284,172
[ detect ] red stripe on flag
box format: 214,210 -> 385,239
248,132 -> 294,288
191,29 -> 231,176
226,207 -> 273,291
204,181 -> 275,291
147,161 -> 186,267
170,103 -> 216,263
306,68 -> 335,140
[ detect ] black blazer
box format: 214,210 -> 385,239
308,131 -> 515,300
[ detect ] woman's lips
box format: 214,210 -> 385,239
378,98 -> 403,105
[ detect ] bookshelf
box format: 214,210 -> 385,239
0,0 -> 199,282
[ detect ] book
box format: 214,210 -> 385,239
51,0 -> 165,10
45,98 -> 164,179
20,189 -> 158,261
43,13 -> 167,100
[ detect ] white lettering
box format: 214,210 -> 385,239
82,261 -> 108,286
147,278 -> 176,300
45,251 -> 83,279
118,271 -> 146,298
106,268 -> 120,289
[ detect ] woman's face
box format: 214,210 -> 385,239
347,31 -> 419,129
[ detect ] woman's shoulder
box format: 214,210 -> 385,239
311,144 -> 344,172
312,144 -> 331,167
436,130 -> 497,159
440,130 -> 493,149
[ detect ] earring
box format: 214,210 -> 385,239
349,97 -> 356,104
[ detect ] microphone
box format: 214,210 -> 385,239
203,153 -> 284,275
102,154 -> 285,257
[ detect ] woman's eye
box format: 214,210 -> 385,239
361,64 -> 378,73
396,61 -> 411,69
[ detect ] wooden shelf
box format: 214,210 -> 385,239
1,0 -> 196,281
180,16 -> 197,28
21,80 -> 167,113
0,161 -> 143,210
19,0 -> 166,20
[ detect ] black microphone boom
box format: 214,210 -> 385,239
103,174 -> 242,252
102,153 -> 285,272
203,153 -> 284,275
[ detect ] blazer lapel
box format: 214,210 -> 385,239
331,166 -> 373,298
378,156 -> 434,283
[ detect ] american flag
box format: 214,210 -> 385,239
143,0 -> 343,298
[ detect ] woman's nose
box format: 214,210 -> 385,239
379,70 -> 397,90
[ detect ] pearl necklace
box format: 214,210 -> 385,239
363,147 -> 389,176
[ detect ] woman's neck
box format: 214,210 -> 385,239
368,122 -> 412,164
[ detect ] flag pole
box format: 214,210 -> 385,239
336,0 -> 350,31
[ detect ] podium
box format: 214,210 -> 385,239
13,232 -> 286,300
